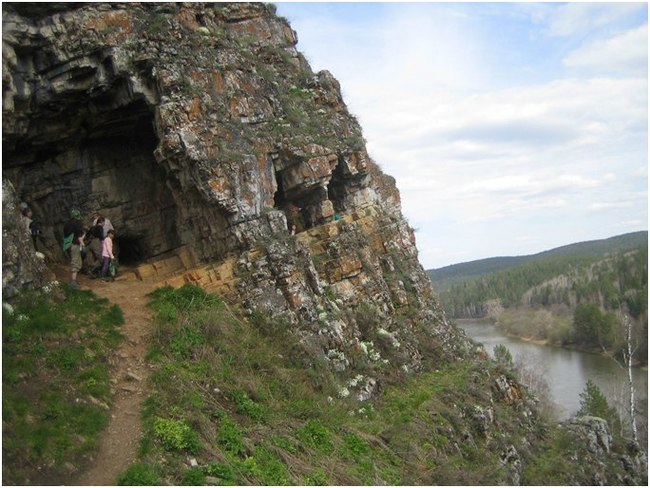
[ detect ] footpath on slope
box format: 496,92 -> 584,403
54,265 -> 161,486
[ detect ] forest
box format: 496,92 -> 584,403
430,233 -> 648,363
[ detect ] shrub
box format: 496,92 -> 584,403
231,390 -> 266,422
153,417 -> 202,453
295,420 -> 333,453
117,463 -> 161,485
217,416 -> 245,454
182,467 -> 206,485
204,462 -> 237,484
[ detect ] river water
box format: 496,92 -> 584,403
457,319 -> 648,421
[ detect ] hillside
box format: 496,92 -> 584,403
431,230 -> 648,366
2,3 -> 647,485
428,231 -> 648,291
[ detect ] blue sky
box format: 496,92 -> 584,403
275,2 -> 648,269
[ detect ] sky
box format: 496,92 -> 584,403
275,1 -> 648,269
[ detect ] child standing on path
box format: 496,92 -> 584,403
101,229 -> 115,281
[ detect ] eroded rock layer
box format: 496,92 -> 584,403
2,2 -> 465,393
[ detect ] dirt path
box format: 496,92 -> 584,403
56,267 -> 161,485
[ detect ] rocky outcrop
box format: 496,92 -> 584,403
558,416 -> 647,485
2,180 -> 53,298
2,2 -> 469,392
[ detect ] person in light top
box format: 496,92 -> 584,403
92,212 -> 114,235
101,229 -> 115,281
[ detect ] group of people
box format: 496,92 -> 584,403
63,209 -> 117,288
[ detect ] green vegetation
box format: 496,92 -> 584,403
432,233 -> 647,364
573,304 -> 617,348
119,284 -> 552,485
428,231 -> 647,289
522,382 -> 629,485
576,380 -> 622,435
2,283 -> 124,485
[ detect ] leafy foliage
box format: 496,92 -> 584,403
117,463 -> 161,486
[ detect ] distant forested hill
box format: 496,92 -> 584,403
428,231 -> 648,293
427,231 -> 648,317
429,231 -> 648,363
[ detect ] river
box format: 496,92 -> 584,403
457,319 -> 648,421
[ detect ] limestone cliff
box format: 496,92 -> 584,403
2,2 -> 466,394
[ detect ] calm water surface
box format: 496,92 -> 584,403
457,319 -> 648,420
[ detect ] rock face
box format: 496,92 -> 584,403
2,2 -> 468,391
2,180 -> 53,297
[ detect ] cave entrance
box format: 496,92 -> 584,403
327,158 -> 348,214
115,234 -> 147,266
272,168 -> 324,233
3,98 -> 181,267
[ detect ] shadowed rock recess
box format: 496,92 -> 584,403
3,4 -> 646,485
3,2 -> 465,385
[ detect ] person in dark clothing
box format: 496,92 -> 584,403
63,208 -> 85,288
85,216 -> 105,275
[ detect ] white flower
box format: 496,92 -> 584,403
16,314 -> 28,322
2,302 -> 14,315
338,387 -> 350,398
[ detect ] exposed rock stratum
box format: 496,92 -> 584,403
2,2 -> 466,395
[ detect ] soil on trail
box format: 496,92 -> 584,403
55,267 -> 161,485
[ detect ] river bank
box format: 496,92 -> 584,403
456,318 -> 648,421
455,317 -> 648,368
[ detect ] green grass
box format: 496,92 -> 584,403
120,284 -> 568,485
2,283 -> 124,485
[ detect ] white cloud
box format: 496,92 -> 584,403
277,3 -> 647,268
564,24 -> 648,76
545,3 -> 646,37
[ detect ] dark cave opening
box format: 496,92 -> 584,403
3,98 -> 181,266
115,234 -> 148,266
327,158 -> 348,214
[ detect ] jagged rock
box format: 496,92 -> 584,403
564,416 -> 612,455
499,444 -> 522,484
493,374 -> 523,405
471,405 -> 494,436
2,180 -> 53,298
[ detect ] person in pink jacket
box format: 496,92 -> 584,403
101,229 -> 115,280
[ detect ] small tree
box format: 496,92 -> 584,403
608,313 -> 640,444
493,343 -> 513,368
577,380 -> 621,435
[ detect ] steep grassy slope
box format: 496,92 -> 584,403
2,285 -> 124,485
127,284 -> 531,485
3,283 -> 645,485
